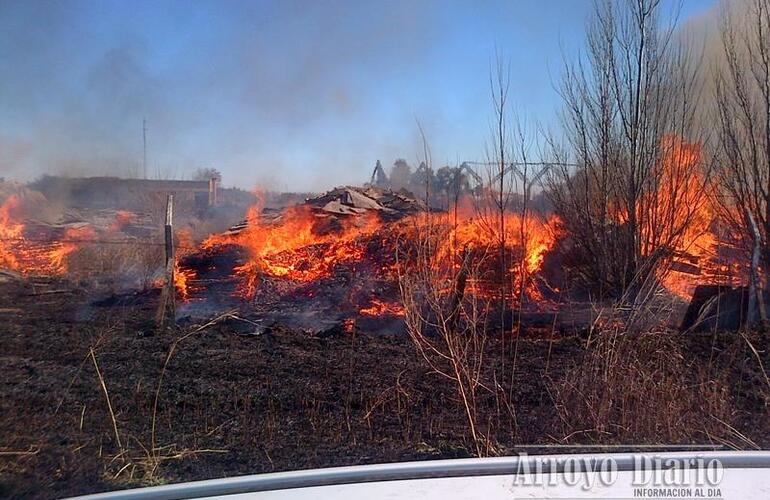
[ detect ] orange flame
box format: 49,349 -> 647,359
648,136 -> 718,298
0,195 -> 25,271
359,297 -> 406,316
202,203 -> 383,297
602,136 -> 722,298
186,190 -> 563,309
173,263 -> 195,301
435,208 -> 561,304
173,228 -> 197,300
0,195 -> 95,275
109,210 -> 136,233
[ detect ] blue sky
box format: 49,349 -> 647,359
0,0 -> 718,191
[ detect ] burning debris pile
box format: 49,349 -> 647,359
171,177 -> 756,334
175,186 -> 563,333
0,173 -> 755,334
176,186 -> 419,333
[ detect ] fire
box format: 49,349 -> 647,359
202,203 -> 383,297
49,225 -> 97,271
173,228 -> 197,300
109,210 -> 136,233
359,297 -> 405,316
183,190 -> 563,310
0,195 -> 95,275
0,195 -> 25,271
647,136 -> 719,298
174,263 -> 195,301
602,136 -> 725,298
434,208 -> 561,303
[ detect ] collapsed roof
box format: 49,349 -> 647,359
308,185 -> 426,220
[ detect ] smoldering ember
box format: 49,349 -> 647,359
1,0 -> 770,498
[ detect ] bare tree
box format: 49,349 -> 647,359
475,56 -> 516,384
713,0 -> 770,327
397,130 -> 496,455
546,0 -> 709,302
397,226 -> 492,455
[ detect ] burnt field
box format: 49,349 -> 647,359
0,277 -> 768,499
8,0 -> 770,496
0,279 -> 578,498
0,175 -> 769,500
0,181 -> 769,498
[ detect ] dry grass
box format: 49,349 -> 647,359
67,242 -> 164,290
551,327 -> 737,446
397,215 -> 498,456
83,318 -> 233,486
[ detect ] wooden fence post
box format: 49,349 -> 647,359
156,194 -> 175,330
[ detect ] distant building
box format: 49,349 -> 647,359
31,175 -> 219,211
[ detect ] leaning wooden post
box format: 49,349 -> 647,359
747,211 -> 767,330
156,194 -> 175,330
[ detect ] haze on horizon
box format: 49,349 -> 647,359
0,0 -> 717,191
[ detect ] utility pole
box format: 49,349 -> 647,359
142,118 -> 147,179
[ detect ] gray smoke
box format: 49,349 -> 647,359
0,0 -> 438,189
1,1 -> 733,190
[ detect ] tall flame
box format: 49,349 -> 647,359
603,136 -> 722,298
0,195 -> 25,271
650,136 -> 718,297
436,209 -> 561,303
174,228 -> 197,300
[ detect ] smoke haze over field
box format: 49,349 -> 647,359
0,0 -> 716,191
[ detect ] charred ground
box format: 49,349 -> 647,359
0,278 -> 767,499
